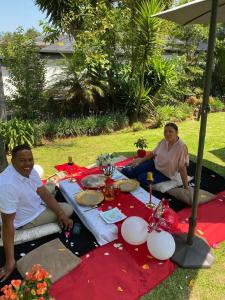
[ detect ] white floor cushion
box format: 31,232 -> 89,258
0,222 -> 61,246
152,176 -> 193,193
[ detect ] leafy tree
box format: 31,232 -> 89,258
166,21 -> 208,99
212,24 -> 225,97
36,0 -> 175,121
0,27 -> 46,119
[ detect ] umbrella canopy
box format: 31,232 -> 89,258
154,0 -> 225,25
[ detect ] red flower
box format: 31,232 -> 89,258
37,282 -> 47,290
36,287 -> 47,295
11,279 -> 21,290
9,293 -> 17,300
35,270 -> 44,282
2,286 -> 13,298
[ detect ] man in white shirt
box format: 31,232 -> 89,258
0,144 -> 73,281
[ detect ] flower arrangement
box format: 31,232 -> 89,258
134,138 -> 148,157
96,153 -> 114,167
0,264 -> 54,300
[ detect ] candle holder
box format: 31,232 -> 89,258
147,172 -> 155,208
102,164 -> 115,178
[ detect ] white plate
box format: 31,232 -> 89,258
100,207 -> 127,224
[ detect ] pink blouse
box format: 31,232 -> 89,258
153,138 -> 189,179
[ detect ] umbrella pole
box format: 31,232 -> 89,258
172,0 -> 218,268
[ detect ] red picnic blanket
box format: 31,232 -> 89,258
51,160 -> 225,300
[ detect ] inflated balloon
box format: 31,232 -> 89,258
162,208 -> 179,231
147,230 -> 176,260
34,164 -> 44,178
121,216 -> 149,245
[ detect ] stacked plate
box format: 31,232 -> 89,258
114,179 -> 140,192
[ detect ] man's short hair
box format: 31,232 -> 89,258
12,144 -> 32,159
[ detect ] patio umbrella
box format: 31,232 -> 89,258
153,0 -> 225,268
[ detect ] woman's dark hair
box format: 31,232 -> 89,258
12,144 -> 31,159
165,123 -> 178,133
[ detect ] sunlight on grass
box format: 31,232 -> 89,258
32,113 -> 225,178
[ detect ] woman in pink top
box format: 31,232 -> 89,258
122,123 -> 189,189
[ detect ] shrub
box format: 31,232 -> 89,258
0,118 -> 34,153
146,114 -> 163,129
156,104 -> 193,124
30,113 -> 129,141
132,122 -> 145,132
174,103 -> 193,120
156,105 -> 176,122
186,95 -> 202,106
31,121 -> 47,145
209,98 -> 225,112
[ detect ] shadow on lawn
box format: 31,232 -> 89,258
112,151 -> 135,158
189,153 -> 225,178
210,147 -> 225,163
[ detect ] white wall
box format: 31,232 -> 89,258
2,59 -> 65,96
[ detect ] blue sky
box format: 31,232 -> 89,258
0,0 -> 47,33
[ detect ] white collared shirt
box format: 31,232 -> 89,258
0,165 -> 46,228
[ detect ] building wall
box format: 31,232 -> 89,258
2,58 -> 65,96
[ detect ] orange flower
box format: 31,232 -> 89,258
35,270 -> 44,282
38,297 -> 45,300
2,287 -> 13,298
11,279 -> 21,290
41,269 -> 49,278
37,282 -> 47,290
36,287 -> 47,295
9,293 -> 18,300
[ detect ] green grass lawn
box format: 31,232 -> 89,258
32,112 -> 225,300
32,112 -> 225,178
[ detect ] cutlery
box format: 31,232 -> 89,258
83,205 -> 98,212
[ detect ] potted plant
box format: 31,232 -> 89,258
134,138 -> 148,158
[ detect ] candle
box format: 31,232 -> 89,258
147,172 -> 154,181
147,172 -> 154,208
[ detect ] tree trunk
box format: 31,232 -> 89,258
0,61 -> 8,172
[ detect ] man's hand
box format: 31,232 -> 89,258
57,212 -> 73,230
0,260 -> 16,282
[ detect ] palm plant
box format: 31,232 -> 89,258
134,0 -> 165,91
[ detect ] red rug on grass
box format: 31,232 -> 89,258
51,161 -> 225,300
177,191 -> 225,246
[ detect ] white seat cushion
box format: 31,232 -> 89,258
0,222 -> 61,246
152,176 -> 193,193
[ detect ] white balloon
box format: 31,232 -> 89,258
121,216 -> 149,245
34,164 -> 44,178
147,230 -> 176,260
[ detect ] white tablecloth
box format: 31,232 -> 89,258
59,169 -> 160,245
